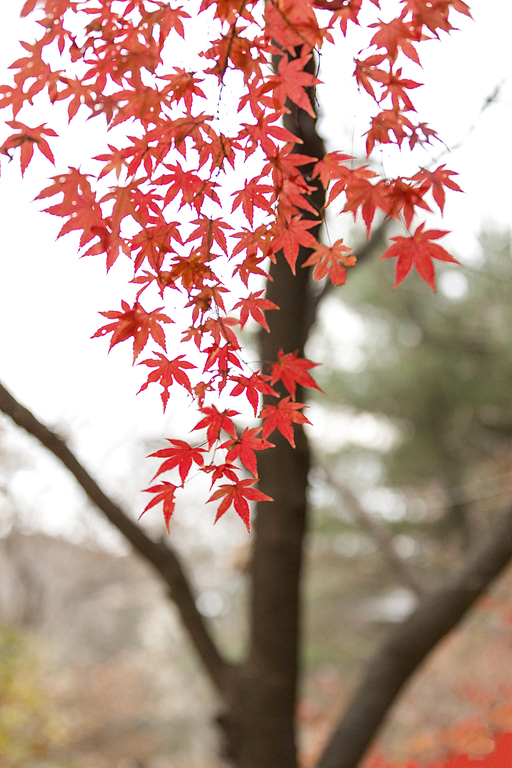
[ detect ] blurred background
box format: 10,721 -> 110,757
1,2 -> 512,767
2,229 -> 512,767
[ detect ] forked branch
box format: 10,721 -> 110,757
0,380 -> 233,699
316,502 -> 512,768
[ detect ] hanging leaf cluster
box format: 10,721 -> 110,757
0,0 -> 468,529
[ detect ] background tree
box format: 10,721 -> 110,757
314,228 -> 512,554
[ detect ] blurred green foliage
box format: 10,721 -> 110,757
310,227 -> 512,545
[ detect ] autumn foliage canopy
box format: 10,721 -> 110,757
1,0 -> 469,531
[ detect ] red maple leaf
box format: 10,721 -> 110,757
150,440 -> 206,484
220,427 -> 274,477
311,151 -> 354,189
316,0 -> 364,35
268,349 -> 323,400
240,112 -> 298,157
384,177 -> 431,229
264,0 -> 325,52
278,175 -> 318,219
410,164 -> 462,213
380,223 -> 459,290
369,17 -> 424,64
193,405 -> 239,449
140,481 -> 178,532
233,291 -> 279,333
262,147 -> 318,192
268,53 -> 320,117
260,397 -> 312,448
92,301 -> 172,361
342,176 -> 389,234
201,317 -> 240,349
208,478 -> 272,531
157,4 -> 192,39
138,353 -> 196,409
326,163 -> 377,208
408,121 -> 439,149
353,55 -> 388,99
231,180 -> 274,225
156,162 -> 220,213
230,372 -> 278,416
402,0 -> 471,37
162,68 -> 206,111
36,168 -> 105,248
372,67 -> 421,111
365,110 -> 415,155
187,216 -> 233,255
271,215 -> 319,274
202,461 -> 240,486
203,343 -> 244,389
0,121 -> 57,175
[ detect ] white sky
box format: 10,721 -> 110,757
0,1 -> 511,545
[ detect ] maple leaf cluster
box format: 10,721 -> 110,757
0,0 -> 468,529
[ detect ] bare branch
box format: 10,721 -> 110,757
0,380 -> 233,699
316,501 -> 512,768
321,467 -> 424,597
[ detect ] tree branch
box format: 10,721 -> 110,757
316,501 -> 512,768
321,467 -> 424,597
0,380 -> 233,699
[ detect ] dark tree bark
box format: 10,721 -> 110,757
220,48 -> 326,768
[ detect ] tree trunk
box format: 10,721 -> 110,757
223,48 -> 326,768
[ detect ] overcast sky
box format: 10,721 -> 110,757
0,1 -> 510,546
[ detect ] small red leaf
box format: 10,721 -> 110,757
268,350 -> 323,400
208,478 -> 272,531
140,482 -> 178,532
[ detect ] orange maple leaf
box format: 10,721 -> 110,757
302,239 -> 357,285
